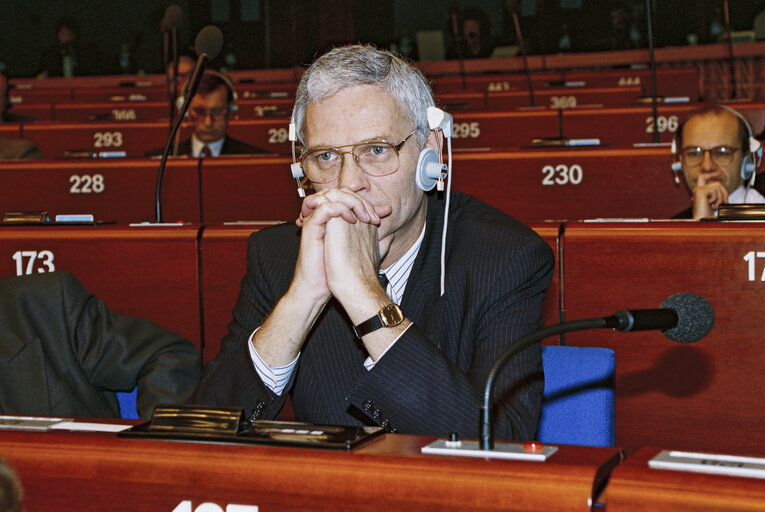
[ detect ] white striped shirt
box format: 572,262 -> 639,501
249,223 -> 426,394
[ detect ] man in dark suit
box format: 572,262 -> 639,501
192,44 -> 553,441
0,271 -> 200,419
145,71 -> 266,157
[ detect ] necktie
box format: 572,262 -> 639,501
378,272 -> 389,295
201,145 -> 212,157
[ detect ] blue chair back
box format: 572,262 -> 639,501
116,387 -> 139,419
538,345 -> 615,447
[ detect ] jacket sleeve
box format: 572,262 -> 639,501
61,272 -> 200,419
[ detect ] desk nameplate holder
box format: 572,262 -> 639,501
421,439 -> 558,461
118,404 -> 384,451
649,450 -> 765,480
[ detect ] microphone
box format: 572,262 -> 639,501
180,26 -> 224,105
161,4 -> 183,32
511,10 -> 535,107
480,292 -> 714,450
155,25 -> 223,223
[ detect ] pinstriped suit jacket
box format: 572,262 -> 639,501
193,192 -> 554,441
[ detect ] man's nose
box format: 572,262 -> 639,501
700,150 -> 716,171
336,152 -> 367,190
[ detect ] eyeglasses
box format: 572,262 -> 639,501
189,106 -> 228,121
299,131 -> 416,184
680,145 -> 739,167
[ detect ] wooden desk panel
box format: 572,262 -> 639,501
7,104 -> 54,121
0,124 -> 20,138
199,156 -> 301,223
52,102 -> 170,122
451,147 -> 688,221
199,224 -> 269,363
431,71 -> 563,93
605,447 -> 765,511
225,118 -> 292,154
450,110 -> 560,149
0,225 -> 202,347
0,158 -> 201,224
486,86 -> 644,110
7,88 -> 72,104
560,222 -> 765,455
22,121 -> 192,158
562,67 -> 699,101
0,427 -> 621,512
561,102 -> 765,146
71,86 -> 168,103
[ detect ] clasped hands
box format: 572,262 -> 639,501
293,187 -> 394,311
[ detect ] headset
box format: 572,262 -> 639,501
671,105 -> 762,188
175,69 -> 238,117
289,105 -> 454,295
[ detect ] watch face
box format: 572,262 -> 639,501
380,304 -> 404,326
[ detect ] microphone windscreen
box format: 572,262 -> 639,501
161,5 -> 183,31
660,293 -> 714,343
195,25 -> 224,59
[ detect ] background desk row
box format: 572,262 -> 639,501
0,147 -> 689,225
2,101 -> 763,155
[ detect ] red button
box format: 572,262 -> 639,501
523,441 -> 544,453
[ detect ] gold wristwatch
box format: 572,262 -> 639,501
352,304 -> 405,338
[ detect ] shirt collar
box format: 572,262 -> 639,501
191,134 -> 225,157
380,222 -> 426,305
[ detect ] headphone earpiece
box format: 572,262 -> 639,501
743,136 -> 762,184
415,106 -> 452,192
415,147 -> 444,191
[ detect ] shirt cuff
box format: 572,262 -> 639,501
248,329 -> 298,395
362,322 -> 413,371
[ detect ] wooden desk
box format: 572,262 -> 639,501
199,156 -> 301,223
21,121 -> 192,159
559,221 -> 765,455
199,223 -> 269,364
605,447 -> 765,511
0,426 -> 621,511
451,146 -> 688,221
561,102 -> 765,146
52,101 -> 170,122
0,225 -> 202,349
486,86 -> 644,110
562,67 -> 699,101
450,110 -> 560,149
0,158 -> 201,224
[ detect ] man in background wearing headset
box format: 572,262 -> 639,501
146,71 -> 266,157
193,44 -> 553,441
672,105 -> 765,219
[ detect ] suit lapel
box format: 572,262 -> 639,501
401,195 -> 451,344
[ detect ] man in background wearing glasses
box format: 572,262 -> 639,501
673,105 -> 765,219
146,71 -> 265,157
193,44 -> 553,441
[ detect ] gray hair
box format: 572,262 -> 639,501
292,44 -> 435,148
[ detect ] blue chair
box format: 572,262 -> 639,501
116,388 -> 139,420
537,345 -> 615,447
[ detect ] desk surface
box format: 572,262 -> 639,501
0,425 -> 621,512
605,447 -> 765,511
